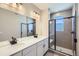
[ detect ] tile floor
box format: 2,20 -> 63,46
45,51 -> 64,56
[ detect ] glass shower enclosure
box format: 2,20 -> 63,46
48,16 -> 77,56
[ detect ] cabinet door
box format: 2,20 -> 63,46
26,49 -> 36,56
26,45 -> 36,56
44,38 -> 48,53
23,44 -> 36,56
37,41 -> 44,56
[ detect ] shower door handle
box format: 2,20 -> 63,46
71,31 -> 75,34
74,38 -> 77,43
70,31 -> 77,43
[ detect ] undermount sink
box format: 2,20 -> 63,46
0,41 -> 10,48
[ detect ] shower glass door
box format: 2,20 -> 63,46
49,16 -> 76,56
49,19 -> 56,50
56,16 -> 73,55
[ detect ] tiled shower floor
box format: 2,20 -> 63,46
51,45 -> 73,55
45,51 -> 64,56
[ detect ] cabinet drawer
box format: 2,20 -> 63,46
37,41 -> 43,46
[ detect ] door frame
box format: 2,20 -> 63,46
20,23 -> 27,38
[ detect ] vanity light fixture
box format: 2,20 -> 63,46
34,11 -> 40,20
5,3 -> 23,8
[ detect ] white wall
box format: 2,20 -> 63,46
41,10 -> 48,36
76,4 -> 79,56
51,9 -> 72,18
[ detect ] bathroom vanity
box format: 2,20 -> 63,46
0,36 -> 48,56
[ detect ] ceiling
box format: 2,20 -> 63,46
26,3 -> 74,13
48,3 -> 74,13
33,3 -> 48,11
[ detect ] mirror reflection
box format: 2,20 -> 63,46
0,7 -> 36,42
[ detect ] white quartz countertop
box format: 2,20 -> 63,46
0,36 -> 48,56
